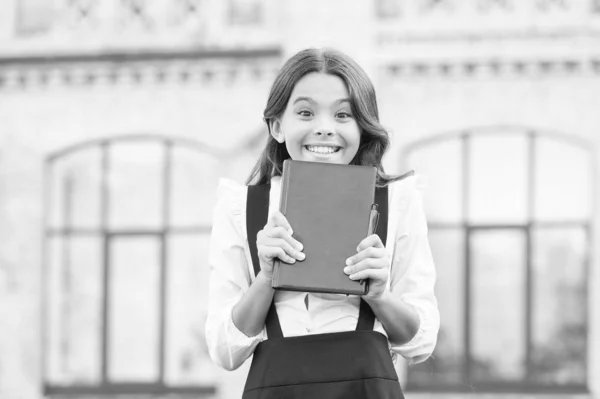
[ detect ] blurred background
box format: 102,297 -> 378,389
0,0 -> 598,398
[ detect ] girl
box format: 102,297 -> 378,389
206,48 -> 439,398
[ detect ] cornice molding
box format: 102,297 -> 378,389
376,29 -> 600,44
0,47 -> 282,90
0,47 -> 281,66
3,51 -> 600,89
381,57 -> 600,78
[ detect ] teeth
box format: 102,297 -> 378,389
306,145 -> 339,154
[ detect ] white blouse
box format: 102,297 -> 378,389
205,174 -> 440,371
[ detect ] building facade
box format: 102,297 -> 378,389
0,0 -> 598,398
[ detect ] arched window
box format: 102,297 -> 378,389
404,127 -> 594,393
42,135 -> 224,396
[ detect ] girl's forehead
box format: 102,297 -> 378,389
290,72 -> 350,101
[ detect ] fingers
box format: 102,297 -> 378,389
257,211 -> 305,264
346,234 -> 385,267
262,224 -> 304,253
263,226 -> 296,241
258,243 -> 299,264
356,234 -> 384,252
257,230 -> 304,260
268,211 -> 293,234
343,254 -> 388,280
343,234 -> 388,281
264,212 -> 303,253
345,266 -> 388,283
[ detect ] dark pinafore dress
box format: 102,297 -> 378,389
242,184 -> 404,399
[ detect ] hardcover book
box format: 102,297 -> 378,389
272,160 -> 377,295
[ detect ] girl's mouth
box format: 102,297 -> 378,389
305,145 -> 342,154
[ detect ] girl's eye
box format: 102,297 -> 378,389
298,110 -> 313,117
336,111 -> 352,119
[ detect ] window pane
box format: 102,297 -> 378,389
534,138 -> 592,221
50,147 -> 102,229
46,236 -> 103,384
531,227 -> 588,384
165,234 -> 217,385
469,134 -> 528,224
16,0 -> 55,36
408,229 -> 465,385
471,230 -> 526,382
406,139 -> 463,223
109,142 -> 164,230
108,237 -> 160,381
171,147 -> 221,227
229,0 -> 263,25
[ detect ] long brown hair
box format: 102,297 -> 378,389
246,48 -> 402,186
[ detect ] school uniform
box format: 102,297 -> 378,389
205,174 -> 439,397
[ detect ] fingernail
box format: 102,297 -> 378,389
356,246 -> 360,252
343,267 -> 350,274
288,258 -> 296,263
288,229 -> 293,235
346,258 -> 352,266
297,252 -> 306,260
296,243 -> 303,251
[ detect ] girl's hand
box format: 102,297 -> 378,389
344,234 -> 390,300
256,211 -> 305,281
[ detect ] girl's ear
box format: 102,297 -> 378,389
269,119 -> 285,143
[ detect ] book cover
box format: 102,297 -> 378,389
272,160 -> 377,295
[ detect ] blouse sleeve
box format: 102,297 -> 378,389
387,175 -> 440,365
204,179 -> 266,371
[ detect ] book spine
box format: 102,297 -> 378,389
279,160 -> 291,214
271,260 -> 280,288
272,161 -> 290,289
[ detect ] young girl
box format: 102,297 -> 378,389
206,48 -> 439,398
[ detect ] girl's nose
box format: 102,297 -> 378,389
314,118 -> 335,136
315,130 -> 334,137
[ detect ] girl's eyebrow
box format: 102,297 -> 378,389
292,96 -> 315,105
335,98 -> 351,105
292,96 -> 351,105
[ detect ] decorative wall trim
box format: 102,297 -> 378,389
381,57 -> 600,78
376,29 -> 600,44
0,47 -> 281,66
375,0 -> 600,22
0,47 -> 282,90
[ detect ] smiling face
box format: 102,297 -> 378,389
270,72 -> 361,165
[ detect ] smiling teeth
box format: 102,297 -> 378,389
306,145 -> 339,154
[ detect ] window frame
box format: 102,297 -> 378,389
41,134 -> 225,396
402,127 -> 594,393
